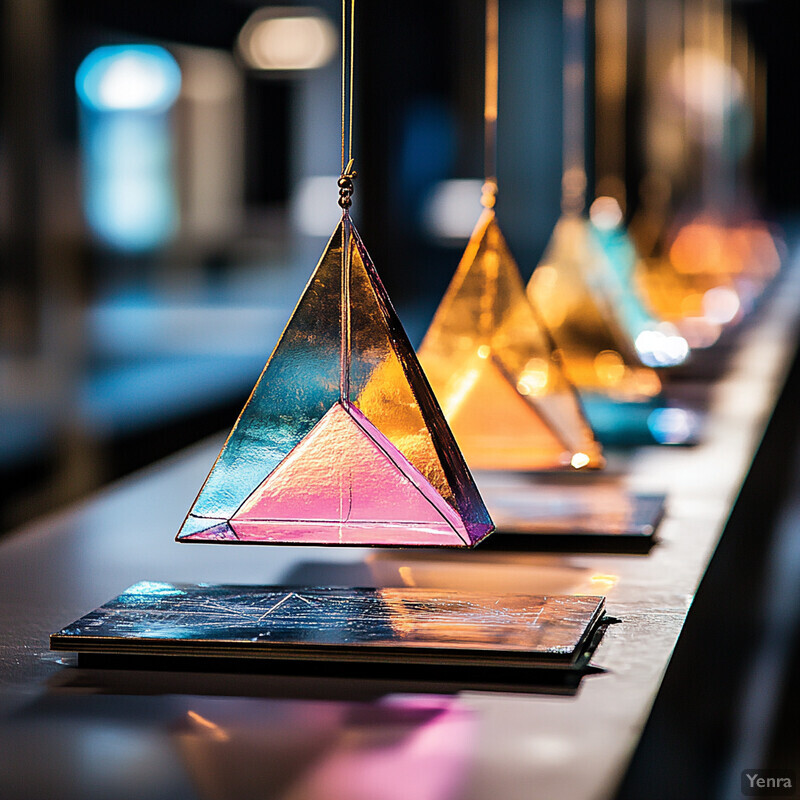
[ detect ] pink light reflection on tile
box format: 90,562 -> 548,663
174,696 -> 476,800
274,697 -> 475,800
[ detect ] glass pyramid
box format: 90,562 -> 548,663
177,217 -> 493,547
627,177 -> 782,349
418,209 -> 603,472
590,208 -> 689,368
630,207 -> 736,349
591,213 -> 663,336
527,214 -> 662,401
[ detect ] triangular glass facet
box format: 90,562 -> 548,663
177,217 -> 492,547
180,521 -> 238,541
418,210 -> 603,471
442,355 -> 574,471
527,214 -> 662,401
228,403 -> 470,546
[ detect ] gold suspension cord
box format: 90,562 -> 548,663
562,0 -> 588,214
339,0 -> 356,405
481,0 -> 499,209
338,0 -> 357,209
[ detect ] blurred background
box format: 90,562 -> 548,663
1,0 -> 798,531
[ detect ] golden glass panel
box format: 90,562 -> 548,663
419,210 -> 603,472
528,214 -> 661,400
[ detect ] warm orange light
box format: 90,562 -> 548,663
420,210 -> 603,471
670,218 -> 780,282
593,350 -> 626,386
629,193 -> 755,349
187,711 -> 230,741
632,369 -> 662,398
730,222 -> 781,282
670,221 -> 731,275
517,358 -> 550,397
398,565 -> 417,587
655,216 -> 781,340
589,573 -> 619,591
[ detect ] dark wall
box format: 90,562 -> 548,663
738,0 -> 800,212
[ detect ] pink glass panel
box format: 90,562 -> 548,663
228,403 -> 469,546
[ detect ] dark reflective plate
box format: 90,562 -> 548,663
51,583 -> 605,670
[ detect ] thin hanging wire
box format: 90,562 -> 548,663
339,0 -> 356,405
562,0 -> 588,214
338,0 -> 357,209
481,0 -> 499,209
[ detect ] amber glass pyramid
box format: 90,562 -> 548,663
631,206 -> 738,348
177,217 -> 493,547
418,209 -> 603,472
527,214 -> 662,401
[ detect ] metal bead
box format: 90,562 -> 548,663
337,169 -> 357,209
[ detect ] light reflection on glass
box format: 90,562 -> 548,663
647,407 -> 698,445
634,325 -> 690,368
570,452 -> 591,469
186,711 -> 230,742
369,549 -> 596,595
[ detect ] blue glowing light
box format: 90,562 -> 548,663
647,407 -> 698,445
76,45 -> 181,252
76,45 -> 181,113
122,581 -> 186,597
